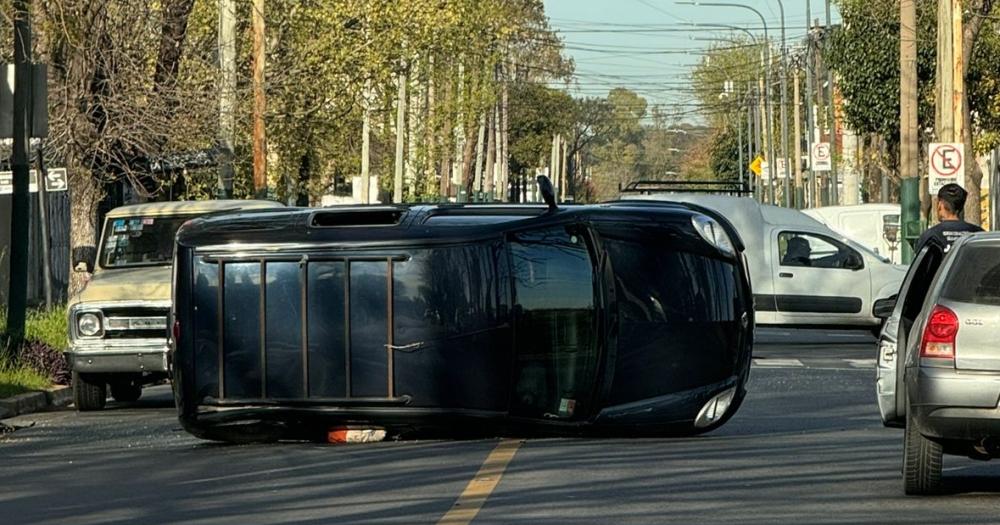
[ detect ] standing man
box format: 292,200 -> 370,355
914,183 -> 983,253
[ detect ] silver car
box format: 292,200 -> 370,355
877,232 -> 1000,494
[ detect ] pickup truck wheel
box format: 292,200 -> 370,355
903,410 -> 943,495
73,372 -> 107,411
110,378 -> 142,403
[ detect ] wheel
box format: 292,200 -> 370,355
73,372 -> 107,411
903,409 -> 943,495
110,377 -> 142,403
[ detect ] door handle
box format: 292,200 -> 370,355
779,272 -> 794,278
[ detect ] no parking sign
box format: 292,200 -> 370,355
928,143 -> 965,193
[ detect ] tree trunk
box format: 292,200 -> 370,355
68,156 -> 102,298
484,105 -> 497,199
461,125 -> 477,200
154,0 -> 197,96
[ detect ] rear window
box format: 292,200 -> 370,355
940,244 -> 1000,306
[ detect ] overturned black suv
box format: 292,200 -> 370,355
170,195 -> 754,442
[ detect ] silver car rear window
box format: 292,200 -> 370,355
940,244 -> 1000,306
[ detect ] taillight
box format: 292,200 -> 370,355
172,320 -> 181,343
920,305 -> 958,359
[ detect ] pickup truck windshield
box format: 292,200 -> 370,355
100,215 -> 191,268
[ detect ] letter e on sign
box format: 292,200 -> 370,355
928,143 -> 965,193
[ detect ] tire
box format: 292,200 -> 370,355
110,377 -> 142,403
73,372 -> 107,411
903,409 -> 943,495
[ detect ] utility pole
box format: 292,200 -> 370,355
747,84 -> 755,196
6,0 -> 31,351
804,1 -> 815,208
251,0 -> 266,198
393,70 -> 406,203
217,0 -> 236,198
825,0 -> 838,205
900,0 -> 920,262
776,1 -> 791,208
793,66 -> 803,209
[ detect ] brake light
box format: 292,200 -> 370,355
172,319 -> 181,343
920,305 -> 958,359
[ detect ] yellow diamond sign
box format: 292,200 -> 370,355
749,156 -> 764,177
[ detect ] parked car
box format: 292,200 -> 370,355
170,197 -> 754,442
629,195 -> 907,328
804,204 -> 902,264
875,232 -> 1000,494
67,199 -> 283,411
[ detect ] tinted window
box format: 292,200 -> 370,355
940,244 -> 1000,306
778,232 -> 863,270
604,235 -> 740,405
101,215 -> 191,268
510,227 -> 596,419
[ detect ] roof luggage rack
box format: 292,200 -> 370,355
619,179 -> 752,196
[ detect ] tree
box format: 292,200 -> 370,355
827,0 -> 1000,220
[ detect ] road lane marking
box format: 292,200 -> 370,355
438,438 -> 522,525
753,358 -> 804,368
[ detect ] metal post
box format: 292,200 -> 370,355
36,150 -> 52,307
900,0 -> 920,258
5,0 -> 32,351
747,85 -> 754,196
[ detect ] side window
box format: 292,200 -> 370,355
778,232 -> 863,270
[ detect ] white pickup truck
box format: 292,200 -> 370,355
629,195 -> 907,328
67,199 -> 282,410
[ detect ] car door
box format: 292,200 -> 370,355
770,230 -> 872,325
875,244 -> 946,426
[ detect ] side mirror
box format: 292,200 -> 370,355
72,246 -> 96,273
873,296 -> 897,319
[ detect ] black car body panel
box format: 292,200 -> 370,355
170,202 -> 754,439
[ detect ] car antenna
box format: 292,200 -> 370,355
536,175 -> 558,212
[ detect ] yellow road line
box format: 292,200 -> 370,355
438,438 -> 523,525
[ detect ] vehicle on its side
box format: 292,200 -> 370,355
804,204 -> 902,264
876,232 -> 1000,494
629,194 -> 907,328
67,200 -> 283,411
170,197 -> 754,442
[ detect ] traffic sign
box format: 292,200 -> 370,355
43,168 -> 68,192
0,168 -> 68,194
749,155 -> 763,176
811,142 -> 832,172
776,159 -> 787,180
760,161 -> 770,181
928,143 -> 965,193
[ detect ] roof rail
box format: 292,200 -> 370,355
619,179 -> 753,196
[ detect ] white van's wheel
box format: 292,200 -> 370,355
73,372 -> 107,411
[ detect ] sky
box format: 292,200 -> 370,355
542,0 -> 843,124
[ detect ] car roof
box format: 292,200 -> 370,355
105,199 -> 284,218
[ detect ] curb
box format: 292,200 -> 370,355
0,386 -> 72,419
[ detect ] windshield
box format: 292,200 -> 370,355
99,215 -> 192,268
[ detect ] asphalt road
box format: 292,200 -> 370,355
4,330 -> 1000,524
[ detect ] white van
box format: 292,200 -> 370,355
803,204 -> 902,264
629,195 -> 907,327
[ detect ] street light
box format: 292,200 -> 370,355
679,1 -> 777,205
